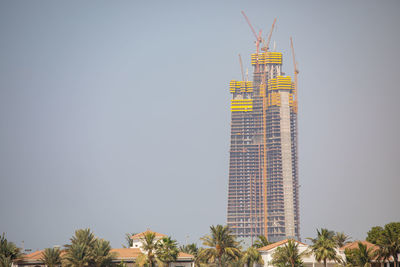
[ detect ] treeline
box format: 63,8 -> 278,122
270,222 -> 400,267
1,222 -> 399,267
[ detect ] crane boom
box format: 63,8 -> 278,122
241,11 -> 263,54
290,37 -> 299,107
263,18 -> 277,51
241,11 -> 258,40
238,54 -> 245,81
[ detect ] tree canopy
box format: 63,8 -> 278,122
271,240 -> 304,267
63,228 -> 115,267
308,228 -> 340,267
344,242 -> 376,267
0,233 -> 22,267
198,225 -> 241,267
40,247 -> 62,267
253,235 -> 270,249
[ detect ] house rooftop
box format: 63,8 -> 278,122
131,230 -> 167,240
340,241 -> 379,251
258,239 -> 307,252
15,250 -> 66,262
17,248 -> 193,262
111,248 -> 142,259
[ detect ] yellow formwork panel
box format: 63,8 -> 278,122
251,53 -> 257,65
268,79 -> 277,91
268,76 -> 293,91
229,80 -> 253,94
230,80 -> 236,93
231,99 -> 253,112
258,53 -> 266,64
246,81 -> 253,92
267,92 -> 281,107
266,52 -> 282,64
289,92 -> 298,113
251,52 -> 283,65
239,81 -> 246,92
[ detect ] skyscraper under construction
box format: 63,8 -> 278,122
226,16 -> 300,243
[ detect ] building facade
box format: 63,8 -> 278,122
226,48 -> 300,243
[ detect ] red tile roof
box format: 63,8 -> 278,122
22,250 -> 43,260
340,241 -> 379,251
178,252 -> 194,259
131,230 -> 167,239
15,250 -> 66,262
111,248 -> 142,259
16,241 -> 193,263
258,239 -> 307,252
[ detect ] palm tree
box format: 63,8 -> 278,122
0,255 -> 13,267
222,254 -> 242,267
123,233 -> 136,248
271,239 -> 304,267
344,242 -> 376,267
179,243 -> 198,257
156,237 -> 179,267
136,232 -> 159,267
0,233 -> 22,260
40,247 -> 62,267
308,229 -> 335,244
242,246 -> 264,267
308,229 -> 340,267
0,233 -> 22,267
63,242 -> 92,267
334,232 -> 352,248
195,248 -> 210,267
64,228 -> 115,267
92,239 -> 115,267
376,224 -> 400,267
198,225 -> 241,267
179,244 -> 201,266
253,235 -> 270,248
68,229 -> 96,249
64,229 -> 96,267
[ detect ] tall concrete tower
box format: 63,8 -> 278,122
226,48 -> 299,243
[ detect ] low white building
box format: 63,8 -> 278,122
127,229 -> 194,267
130,230 -> 167,249
257,239 -> 341,267
256,239 -> 398,267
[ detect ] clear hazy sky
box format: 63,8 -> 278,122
0,0 -> 399,250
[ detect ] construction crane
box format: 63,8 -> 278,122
290,37 -> 299,109
241,11 -> 263,54
238,54 -> 245,81
261,18 -> 277,52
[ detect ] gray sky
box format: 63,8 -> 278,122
0,0 -> 399,250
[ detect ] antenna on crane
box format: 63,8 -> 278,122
238,54 -> 245,81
